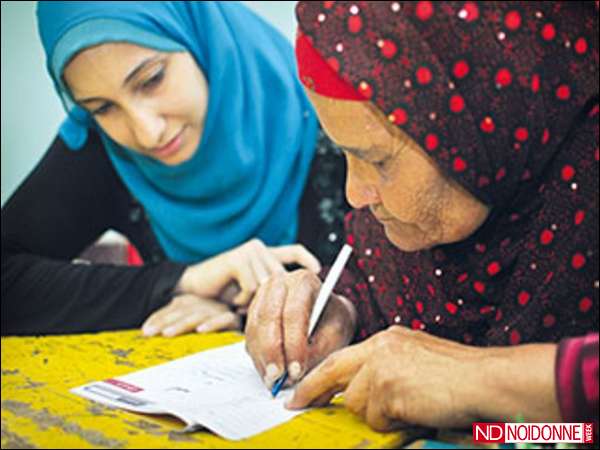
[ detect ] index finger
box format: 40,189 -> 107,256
270,245 -> 322,273
244,277 -> 287,387
286,343 -> 368,409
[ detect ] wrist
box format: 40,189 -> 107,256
176,265 -> 197,295
177,254 -> 239,304
335,294 -> 358,344
472,343 -> 560,422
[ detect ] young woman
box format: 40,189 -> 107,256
1,1 -> 351,336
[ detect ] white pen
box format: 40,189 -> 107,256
271,244 -> 353,397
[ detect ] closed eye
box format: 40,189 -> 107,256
139,67 -> 164,91
372,156 -> 392,170
341,145 -> 392,171
90,101 -> 114,116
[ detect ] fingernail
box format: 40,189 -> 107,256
285,396 -> 298,410
142,326 -> 157,336
163,327 -> 175,337
196,324 -> 208,333
265,363 -> 280,385
288,361 -> 302,380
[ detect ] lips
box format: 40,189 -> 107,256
153,128 -> 184,158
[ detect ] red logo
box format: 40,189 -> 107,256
104,378 -> 143,393
473,423 -> 594,444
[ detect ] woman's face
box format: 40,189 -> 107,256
63,42 -> 208,166
307,89 -> 490,252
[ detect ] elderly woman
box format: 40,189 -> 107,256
246,1 -> 598,430
1,1 -> 352,336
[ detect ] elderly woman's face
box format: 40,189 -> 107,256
63,43 -> 207,165
307,89 -> 489,251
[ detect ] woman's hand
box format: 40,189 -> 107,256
142,294 -> 240,337
244,269 -> 358,389
177,239 -> 321,307
287,326 -> 560,431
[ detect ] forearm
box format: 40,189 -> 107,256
2,252 -> 186,335
474,343 -> 561,422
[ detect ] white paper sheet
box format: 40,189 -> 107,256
71,342 -> 305,440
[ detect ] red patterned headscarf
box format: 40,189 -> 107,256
296,1 -> 598,345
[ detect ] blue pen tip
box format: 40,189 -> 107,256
271,372 -> 288,398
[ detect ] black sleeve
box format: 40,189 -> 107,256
1,131 -> 187,336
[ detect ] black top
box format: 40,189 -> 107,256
1,129 -> 350,336
1,131 -> 187,335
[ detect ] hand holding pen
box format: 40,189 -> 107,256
271,245 -> 353,397
244,244 -> 357,396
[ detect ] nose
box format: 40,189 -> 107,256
345,154 -> 382,209
127,104 -> 166,150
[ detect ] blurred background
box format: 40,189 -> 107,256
1,1 -> 297,206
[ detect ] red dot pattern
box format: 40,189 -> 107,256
297,1 -> 598,347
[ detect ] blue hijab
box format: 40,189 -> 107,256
37,1 -> 318,263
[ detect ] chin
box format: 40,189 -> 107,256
160,145 -> 195,166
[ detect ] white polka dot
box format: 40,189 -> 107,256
420,323 -> 426,330
368,275 -> 375,283
530,262 -> 537,270
336,43 -> 344,52
404,79 -> 412,88
448,81 -> 456,90
365,248 -> 372,256
504,325 -> 510,332
434,268 -> 442,277
328,232 -> 337,242
535,11 -> 543,19
349,4 -> 359,15
594,280 -> 599,288
571,183 -> 578,190
435,315 -> 441,322
317,13 -> 326,22
497,31 -> 506,41
377,39 -> 384,48
550,224 -> 558,231
391,2 -> 401,12
394,315 -> 401,323
429,112 -> 437,120
457,298 -> 464,306
458,8 -> 468,19
564,40 -> 571,48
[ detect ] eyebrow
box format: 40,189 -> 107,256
74,55 -> 161,104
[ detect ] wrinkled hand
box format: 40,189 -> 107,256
178,239 -> 321,308
142,294 -> 240,337
245,269 -> 358,389
287,326 -> 484,431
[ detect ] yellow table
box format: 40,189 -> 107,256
1,330 -> 426,448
